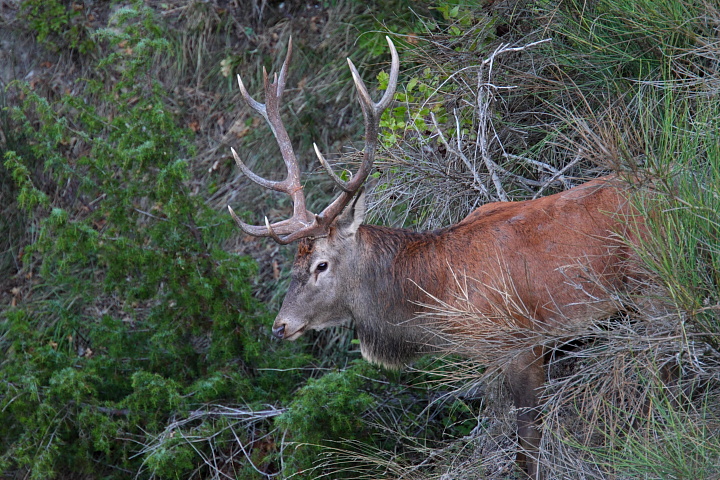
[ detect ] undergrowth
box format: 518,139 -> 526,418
0,4 -> 309,479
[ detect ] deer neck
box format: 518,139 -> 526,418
349,224 -> 452,368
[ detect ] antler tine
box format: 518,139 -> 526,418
235,38 -> 293,120
231,147 -> 284,191
228,204 -> 313,242
264,216 -> 293,245
276,37 -> 292,100
347,37 -> 399,114
236,75 -> 267,120
315,36 -> 400,223
346,36 -> 399,190
314,143 -> 352,192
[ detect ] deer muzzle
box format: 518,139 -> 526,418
272,323 -> 286,339
272,318 -> 306,341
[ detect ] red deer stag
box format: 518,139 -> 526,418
227,37 -> 641,479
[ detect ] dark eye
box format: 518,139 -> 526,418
316,262 -> 328,272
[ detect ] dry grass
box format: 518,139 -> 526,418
361,26 -> 620,231
136,405 -> 287,480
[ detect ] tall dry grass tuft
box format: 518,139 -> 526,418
136,405 -> 287,480
366,32 -> 582,231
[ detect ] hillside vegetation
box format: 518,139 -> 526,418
1,0 -> 719,479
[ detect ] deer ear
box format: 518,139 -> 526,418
335,189 -> 366,237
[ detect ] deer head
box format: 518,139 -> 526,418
227,37 -> 399,339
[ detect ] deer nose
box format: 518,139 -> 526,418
272,323 -> 286,339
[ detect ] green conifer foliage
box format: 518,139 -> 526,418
1,5 -> 311,478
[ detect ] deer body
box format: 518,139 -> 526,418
278,176 -> 637,367
272,176 -> 639,478
226,37 -> 642,478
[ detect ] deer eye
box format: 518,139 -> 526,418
316,262 -> 328,272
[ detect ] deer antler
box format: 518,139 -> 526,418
228,36 -> 399,244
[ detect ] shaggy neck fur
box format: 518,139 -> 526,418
349,224 -> 453,368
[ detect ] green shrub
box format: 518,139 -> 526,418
1,4 -> 306,478
278,361 -> 376,445
20,0 -> 96,54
